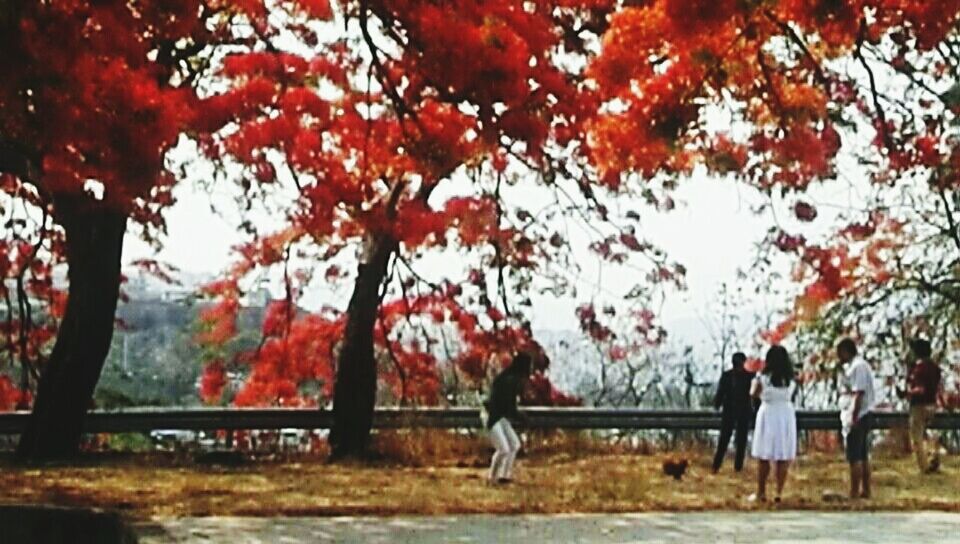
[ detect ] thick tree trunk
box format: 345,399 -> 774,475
328,234 -> 397,460
16,198 -> 127,461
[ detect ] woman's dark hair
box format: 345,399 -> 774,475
763,345 -> 794,387
509,352 -> 533,376
910,338 -> 932,360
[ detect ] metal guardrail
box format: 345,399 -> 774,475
1,408 -> 959,434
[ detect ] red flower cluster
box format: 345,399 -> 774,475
794,201 -> 818,222
775,0 -> 863,47
524,372 -> 581,407
195,297 -> 240,347
232,313 -> 343,407
576,304 -> 614,343
877,0 -> 960,49
199,361 -> 228,405
3,1 -> 206,207
0,376 -> 30,411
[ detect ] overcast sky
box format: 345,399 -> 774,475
121,158 -> 869,362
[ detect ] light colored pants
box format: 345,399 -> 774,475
910,404 -> 937,472
489,418 -> 521,482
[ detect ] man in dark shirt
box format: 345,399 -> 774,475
901,338 -> 942,474
484,353 -> 532,484
712,352 -> 756,473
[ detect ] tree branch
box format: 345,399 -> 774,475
764,10 -> 829,88
854,20 -> 895,154
938,188 -> 960,254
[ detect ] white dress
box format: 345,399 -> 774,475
750,375 -> 797,461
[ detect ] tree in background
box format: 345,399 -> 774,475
0,181 -> 65,411
588,0 -> 960,404
1,0 -> 197,459
0,0 -> 330,459
193,0 -> 680,459
755,3 -> 960,406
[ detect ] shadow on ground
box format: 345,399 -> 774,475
0,504 -> 136,544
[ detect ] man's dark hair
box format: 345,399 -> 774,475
837,337 -> 858,357
510,352 -> 533,375
732,352 -> 746,368
910,338 -> 932,360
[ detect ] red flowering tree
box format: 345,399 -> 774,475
195,0 -> 682,458
589,1 -> 960,398
750,7 -> 960,395
0,0 -> 330,459
0,178 -> 65,412
0,1 -> 203,459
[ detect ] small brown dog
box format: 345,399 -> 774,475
662,457 -> 689,481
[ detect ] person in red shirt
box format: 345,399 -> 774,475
898,338 -> 943,474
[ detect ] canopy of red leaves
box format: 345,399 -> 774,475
0,1 -> 211,208
590,0 -> 960,356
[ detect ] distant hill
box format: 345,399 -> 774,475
95,269 -> 269,408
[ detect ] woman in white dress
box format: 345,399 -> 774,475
750,345 -> 797,502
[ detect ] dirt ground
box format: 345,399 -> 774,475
1,439 -> 957,519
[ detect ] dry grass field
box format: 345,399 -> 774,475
0,430 -> 957,519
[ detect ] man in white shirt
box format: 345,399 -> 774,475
837,338 -> 876,500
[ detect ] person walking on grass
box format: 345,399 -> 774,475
712,352 -> 756,473
898,338 -> 943,474
484,352 -> 532,485
837,337 -> 876,500
749,345 -> 797,503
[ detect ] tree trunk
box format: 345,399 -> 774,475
16,198 -> 127,461
328,234 -> 397,460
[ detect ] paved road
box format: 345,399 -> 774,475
137,512 -> 960,543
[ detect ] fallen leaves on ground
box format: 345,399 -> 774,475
0,448 -> 957,518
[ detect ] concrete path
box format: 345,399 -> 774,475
137,512 -> 960,543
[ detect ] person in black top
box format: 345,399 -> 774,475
485,352 -> 532,484
712,352 -> 756,473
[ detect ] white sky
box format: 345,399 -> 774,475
122,162 -> 865,359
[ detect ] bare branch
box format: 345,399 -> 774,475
854,20 -> 895,154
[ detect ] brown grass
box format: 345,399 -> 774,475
0,431 -> 957,519
368,429 -> 658,466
